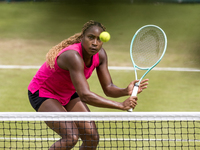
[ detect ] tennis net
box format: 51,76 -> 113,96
0,112 -> 200,149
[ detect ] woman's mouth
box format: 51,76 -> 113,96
90,48 -> 97,51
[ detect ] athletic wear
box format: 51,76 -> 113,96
28,42 -> 99,106
28,90 -> 79,111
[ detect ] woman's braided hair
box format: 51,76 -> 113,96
46,20 -> 106,69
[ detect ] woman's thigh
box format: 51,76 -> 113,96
65,97 -> 90,112
38,99 -> 79,139
38,98 -> 67,112
65,97 -> 99,140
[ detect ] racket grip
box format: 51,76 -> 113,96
127,85 -> 139,112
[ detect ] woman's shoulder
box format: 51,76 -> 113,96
98,47 -> 107,58
62,43 -> 82,52
98,47 -> 107,65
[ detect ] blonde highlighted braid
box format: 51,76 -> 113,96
46,20 -> 106,69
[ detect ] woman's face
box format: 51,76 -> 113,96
81,25 -> 104,56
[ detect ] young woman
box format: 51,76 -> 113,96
28,20 -> 149,150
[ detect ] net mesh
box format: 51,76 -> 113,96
0,112 -> 200,150
132,26 -> 166,68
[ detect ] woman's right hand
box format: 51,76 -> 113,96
121,96 -> 138,111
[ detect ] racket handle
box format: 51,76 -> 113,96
127,85 -> 139,112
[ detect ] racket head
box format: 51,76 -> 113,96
130,25 -> 167,71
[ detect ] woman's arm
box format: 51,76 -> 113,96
96,48 -> 148,98
96,48 -> 129,97
57,50 -> 137,111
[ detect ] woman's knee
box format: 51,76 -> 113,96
70,133 -> 79,144
61,133 -> 79,147
47,121 -> 80,147
49,134 -> 79,149
83,132 -> 99,145
91,133 -> 100,145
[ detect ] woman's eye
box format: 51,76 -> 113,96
88,36 -> 93,40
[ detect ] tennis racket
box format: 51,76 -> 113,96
128,25 -> 167,112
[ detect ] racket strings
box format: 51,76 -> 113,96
132,27 -> 165,68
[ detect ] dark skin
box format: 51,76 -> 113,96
38,25 -> 149,150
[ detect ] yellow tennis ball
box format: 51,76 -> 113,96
99,31 -> 110,42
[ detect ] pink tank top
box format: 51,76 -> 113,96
28,42 -> 99,106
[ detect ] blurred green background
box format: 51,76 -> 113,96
0,1 -> 199,112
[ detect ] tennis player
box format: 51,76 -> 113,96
28,20 -> 148,150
